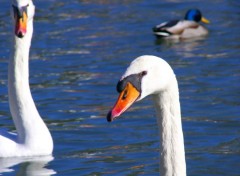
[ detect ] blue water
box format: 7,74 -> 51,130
0,0 -> 239,175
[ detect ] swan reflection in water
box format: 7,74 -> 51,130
0,155 -> 56,176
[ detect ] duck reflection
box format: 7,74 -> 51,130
154,35 -> 208,58
0,155 -> 56,176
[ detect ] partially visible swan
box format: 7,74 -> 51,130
0,0 -> 53,157
107,55 -> 186,176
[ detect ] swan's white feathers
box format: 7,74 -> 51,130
0,0 -> 53,157
109,55 -> 186,175
122,55 -> 176,101
12,0 -> 31,7
11,0 -> 35,23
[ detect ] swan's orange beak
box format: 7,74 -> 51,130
107,82 -> 140,122
15,10 -> 27,38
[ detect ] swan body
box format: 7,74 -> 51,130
107,55 -> 186,175
0,0 -> 53,157
153,9 -> 210,39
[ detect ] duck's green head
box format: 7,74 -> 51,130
185,9 -> 210,24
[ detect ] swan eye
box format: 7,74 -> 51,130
140,71 -> 147,76
12,5 -> 19,18
12,4 -> 28,18
117,72 -> 146,94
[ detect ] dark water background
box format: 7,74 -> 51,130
0,0 -> 239,175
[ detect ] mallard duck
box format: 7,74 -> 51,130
152,9 -> 210,39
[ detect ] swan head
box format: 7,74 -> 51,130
107,55 -> 177,122
11,0 -> 35,38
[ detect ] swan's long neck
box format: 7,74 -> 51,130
153,79 -> 186,176
8,18 -> 52,146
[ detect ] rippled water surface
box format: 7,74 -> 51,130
0,0 -> 239,175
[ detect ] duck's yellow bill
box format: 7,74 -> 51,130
201,17 -> 210,24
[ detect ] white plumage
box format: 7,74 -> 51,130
108,55 -> 186,176
0,0 -> 53,157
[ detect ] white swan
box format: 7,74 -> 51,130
107,55 -> 186,176
0,0 -> 53,157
